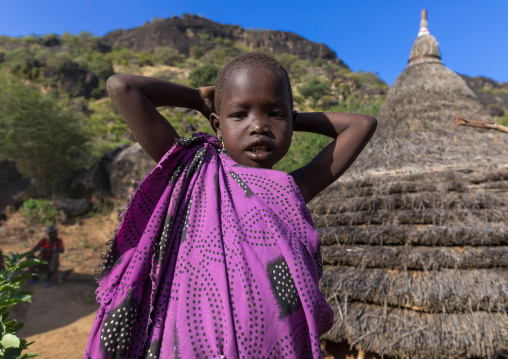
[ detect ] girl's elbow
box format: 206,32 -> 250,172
106,74 -> 131,98
358,115 -> 378,134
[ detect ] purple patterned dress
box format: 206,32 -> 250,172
84,133 -> 333,358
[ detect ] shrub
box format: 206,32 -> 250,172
136,52 -> 153,66
153,47 -> 183,66
107,48 -> 135,65
21,199 -> 58,226
188,64 -> 219,87
0,251 -> 44,359
344,71 -> 388,89
298,78 -> 331,107
189,45 -> 205,59
276,54 -> 308,82
293,95 -> 305,105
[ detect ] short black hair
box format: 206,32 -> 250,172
214,52 -> 293,115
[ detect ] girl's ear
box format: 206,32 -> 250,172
291,110 -> 298,130
209,113 -> 221,134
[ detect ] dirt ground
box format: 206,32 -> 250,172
0,209 -> 119,359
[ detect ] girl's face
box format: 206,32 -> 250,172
211,66 -> 296,169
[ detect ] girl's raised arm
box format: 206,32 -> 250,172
107,74 -> 214,162
290,112 -> 377,203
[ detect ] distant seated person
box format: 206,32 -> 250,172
28,225 -> 64,287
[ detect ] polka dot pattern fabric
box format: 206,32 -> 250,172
85,133 -> 333,358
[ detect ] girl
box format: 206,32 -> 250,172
85,52 -> 376,359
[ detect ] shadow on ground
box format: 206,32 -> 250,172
13,273 -> 99,338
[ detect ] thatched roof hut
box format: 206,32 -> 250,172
314,10 -> 508,359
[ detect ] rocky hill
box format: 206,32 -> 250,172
461,74 -> 508,117
102,14 -> 349,68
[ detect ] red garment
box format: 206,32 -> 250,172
34,238 -> 63,261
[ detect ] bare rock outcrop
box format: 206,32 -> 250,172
108,144 -> 155,202
53,198 -> 89,219
69,145 -> 128,202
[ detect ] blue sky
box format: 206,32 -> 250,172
1,0 -> 507,85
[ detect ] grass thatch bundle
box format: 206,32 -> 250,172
320,267 -> 508,313
318,225 -> 508,247
313,168 -> 508,200
310,192 -> 508,215
313,207 -> 507,227
321,245 -> 508,270
320,301 -> 508,359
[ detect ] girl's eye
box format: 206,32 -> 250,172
270,111 -> 285,118
230,113 -> 246,120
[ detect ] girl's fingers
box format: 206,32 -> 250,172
198,86 -> 215,117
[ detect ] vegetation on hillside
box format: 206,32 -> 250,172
0,27 -> 388,198
0,252 -> 44,359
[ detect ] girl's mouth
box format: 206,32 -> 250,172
245,144 -> 273,161
250,145 -> 269,153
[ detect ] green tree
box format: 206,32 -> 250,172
188,64 -> 219,87
298,78 -> 331,107
5,48 -> 40,80
0,74 -> 88,196
85,52 -> 115,97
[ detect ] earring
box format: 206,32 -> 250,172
217,133 -> 225,148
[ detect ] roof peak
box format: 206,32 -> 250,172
408,9 -> 441,65
418,9 -> 430,37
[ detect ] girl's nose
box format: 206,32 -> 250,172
249,113 -> 270,135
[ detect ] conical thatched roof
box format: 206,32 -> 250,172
315,10 -> 508,359
346,10 -> 507,177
